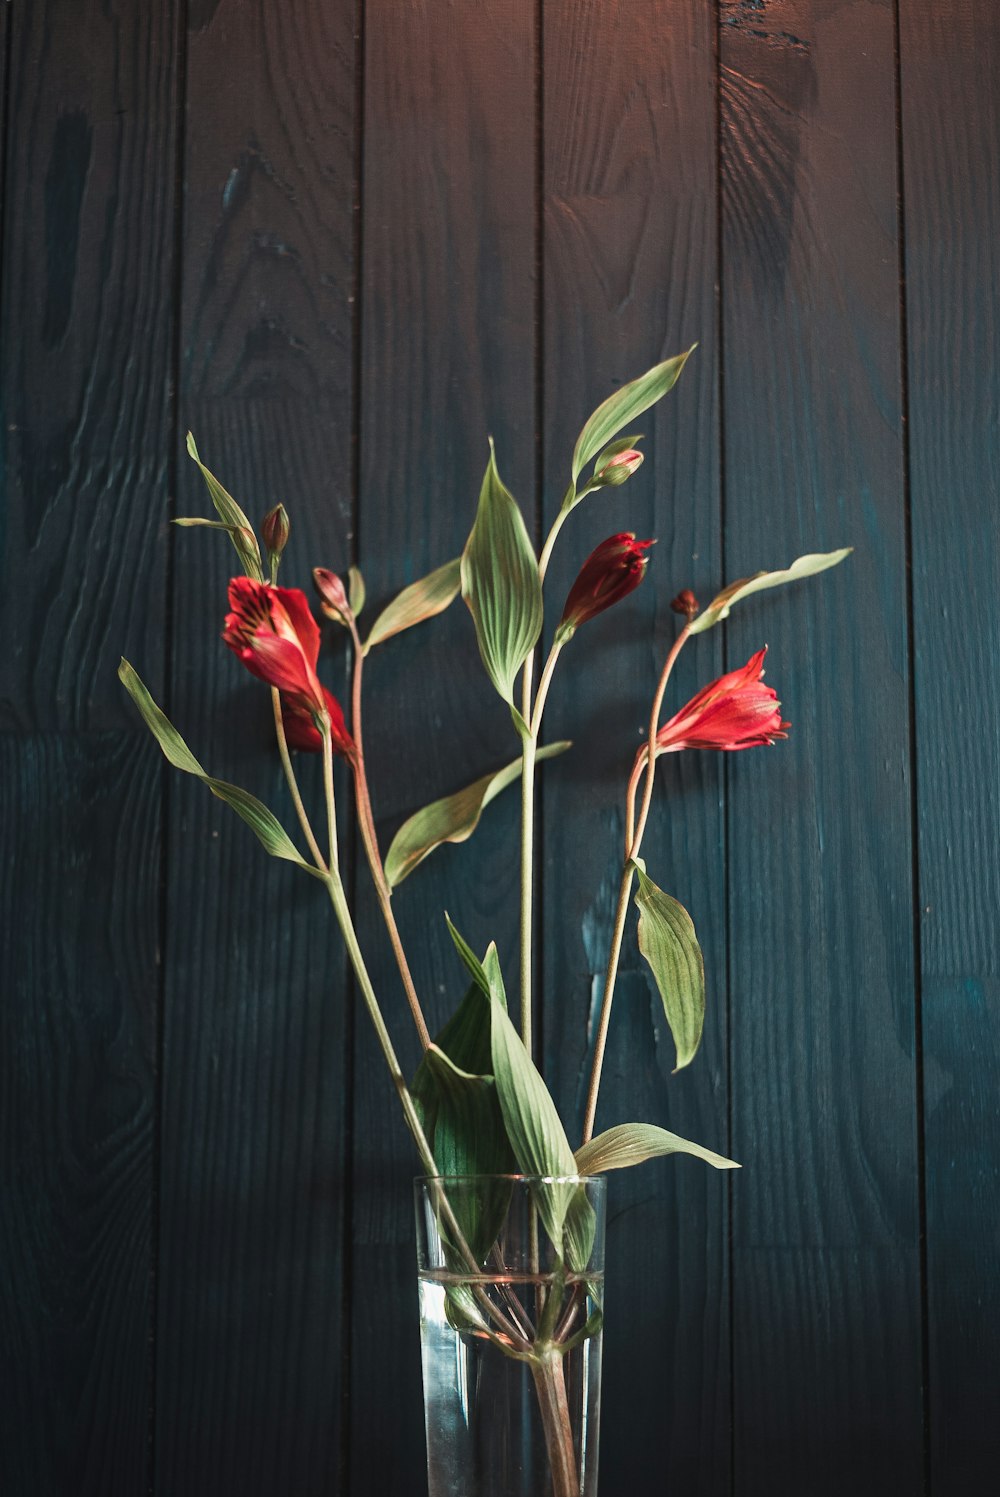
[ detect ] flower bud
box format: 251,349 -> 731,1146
557,532 -> 654,640
261,504 -> 290,561
313,566 -> 353,626
670,588 -> 700,620
597,448 -> 644,486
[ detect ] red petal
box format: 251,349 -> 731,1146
274,585 -> 322,670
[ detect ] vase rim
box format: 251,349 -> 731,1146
415,1172 -> 605,1185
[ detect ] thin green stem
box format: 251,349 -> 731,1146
324,868 -> 525,1344
321,727 -> 339,869
580,623 -> 692,1144
270,687 -> 328,872
580,861 -> 635,1144
529,640 -> 564,739
519,729 -> 537,1051
630,623 -> 690,857
347,619 -> 431,1050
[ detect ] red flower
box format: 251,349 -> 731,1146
281,688 -> 352,755
223,577 -> 354,755
655,648 -> 789,754
558,533 -> 654,638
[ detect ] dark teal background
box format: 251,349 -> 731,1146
1,2 -> 997,1493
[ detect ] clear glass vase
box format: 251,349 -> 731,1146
415,1174 -> 606,1497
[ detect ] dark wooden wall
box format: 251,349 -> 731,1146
2,2 -> 997,1493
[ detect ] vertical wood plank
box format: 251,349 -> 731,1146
351,2 -> 536,1488
0,2 -> 178,1493
0,5 -> 177,1491
541,5 -> 725,1493
719,2 -> 922,1489
155,4 -> 357,1493
899,3 -> 1000,1489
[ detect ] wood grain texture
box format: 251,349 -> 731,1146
350,4 -> 537,1489
540,4 -> 727,1493
0,735 -> 159,1495
720,1 -> 922,1489
899,3 -> 1000,1488
0,2 -> 177,1491
155,3 -> 358,1493
0,0 -> 178,730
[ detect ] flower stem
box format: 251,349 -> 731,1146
518,638 -> 566,1054
326,867 -> 433,1167
520,728 -> 537,1053
321,727 -> 339,869
270,687 -> 328,872
580,622 -> 691,1145
323,868 -> 523,1343
530,1350 -> 579,1497
346,621 -> 432,1050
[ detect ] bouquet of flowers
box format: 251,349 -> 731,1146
121,351 -> 848,1497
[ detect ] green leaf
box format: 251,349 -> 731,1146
202,779 -> 310,868
575,1122 -> 740,1175
633,864 -> 705,1072
348,565 -> 366,616
384,741 -> 571,889
570,349 -> 694,486
461,444 -> 543,707
688,548 -> 853,634
487,986 -> 580,1254
185,433 -> 263,581
442,918 -> 514,1014
363,557 -> 461,651
411,979 -> 516,1262
119,659 -> 320,875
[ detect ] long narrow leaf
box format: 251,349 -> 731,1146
119,659 -> 319,875
688,549 -> 852,634
575,1122 -> 739,1175
385,741 -> 571,889
633,864 -> 705,1072
364,557 -> 461,651
185,432 -> 263,581
570,349 -> 693,485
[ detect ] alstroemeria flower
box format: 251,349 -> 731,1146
281,688 -> 351,755
557,532 -> 654,639
223,576 -> 354,755
655,648 -> 788,754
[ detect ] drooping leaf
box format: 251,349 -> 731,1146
461,444 -> 543,714
570,349 -> 694,487
633,864 -> 705,1072
363,557 -> 461,651
348,565 -> 366,616
119,659 -> 320,876
688,548 -> 852,634
185,433 -> 263,581
385,741 -> 571,889
575,1122 -> 739,1175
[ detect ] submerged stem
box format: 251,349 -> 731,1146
531,1351 -> 580,1497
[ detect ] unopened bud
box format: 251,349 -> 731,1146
670,588 -> 700,620
313,566 -> 353,625
556,533 -> 654,640
262,504 -> 290,560
597,448 -> 644,486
